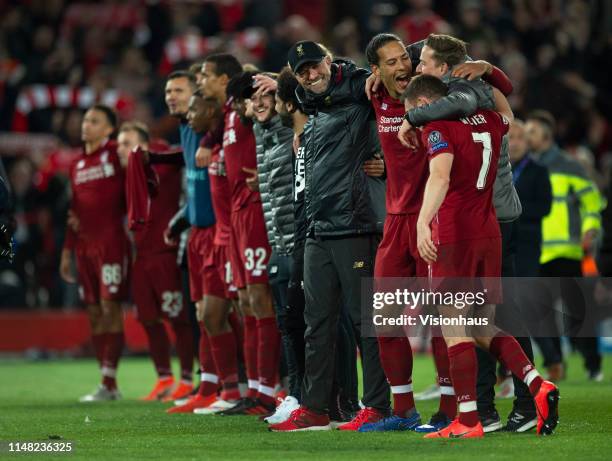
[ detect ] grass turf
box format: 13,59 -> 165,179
0,354 -> 610,460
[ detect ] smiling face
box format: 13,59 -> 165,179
250,92 -> 276,123
371,40 -> 412,99
294,56 -> 332,94
416,45 -> 448,78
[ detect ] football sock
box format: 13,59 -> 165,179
243,315 -> 259,399
142,322 -> 172,378
256,317 -> 281,406
101,332 -> 124,390
197,321 -> 218,396
92,333 -> 107,367
210,331 -> 240,399
378,336 -> 415,417
431,334 -> 456,419
488,333 -> 543,395
448,342 -> 479,427
171,320 -> 194,382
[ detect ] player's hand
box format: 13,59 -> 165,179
451,60 -> 492,81
59,249 -> 76,283
582,229 -> 598,254
398,119 -> 418,149
252,74 -> 278,96
195,147 -> 212,168
363,155 -> 385,177
365,73 -> 381,100
242,167 -> 259,191
163,227 -> 178,247
67,209 -> 80,233
416,222 -> 437,264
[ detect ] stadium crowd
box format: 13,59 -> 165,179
1,0 -> 611,439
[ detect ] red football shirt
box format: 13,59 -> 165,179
65,139 -> 127,247
133,162 -> 182,255
421,110 -> 509,244
372,87 -> 428,214
209,145 -> 232,246
222,109 -> 260,212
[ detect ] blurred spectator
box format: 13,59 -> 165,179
509,119 -> 552,277
0,157 -> 43,307
526,110 -> 604,381
393,0 -> 451,44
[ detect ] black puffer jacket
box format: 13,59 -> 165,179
296,60 -> 386,237
254,116 -> 296,254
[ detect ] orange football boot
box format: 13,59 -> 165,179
162,381 -> 193,403
424,418 -> 484,439
166,393 -> 217,414
140,377 -> 174,401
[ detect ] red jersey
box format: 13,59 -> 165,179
65,139 -> 126,248
372,87 -> 427,214
133,162 -> 182,255
421,110 -> 509,244
222,109 -> 260,212
209,146 -> 232,246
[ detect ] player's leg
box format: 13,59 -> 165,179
425,242 -> 482,439
99,298 -> 125,394
365,215 -> 420,432
473,313 -> 559,436
132,258 -> 174,400
246,282 -> 280,412
237,203 -> 279,413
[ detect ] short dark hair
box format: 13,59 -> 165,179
276,67 -> 300,109
424,34 -> 467,67
402,74 -> 448,103
204,53 -> 243,80
167,70 -> 197,89
119,121 -> 150,144
89,104 -> 118,129
189,62 -> 203,75
365,33 -> 403,66
226,71 -> 258,100
527,110 -> 556,135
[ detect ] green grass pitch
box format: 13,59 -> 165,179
1,353 -> 611,460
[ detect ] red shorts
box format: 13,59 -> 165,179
132,251 -> 188,322
75,237 -> 130,305
205,243 -> 238,299
188,226 -> 225,301
230,202 -> 271,286
429,237 -> 502,301
375,213 -> 428,278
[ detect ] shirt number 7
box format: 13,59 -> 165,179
472,132 -> 492,190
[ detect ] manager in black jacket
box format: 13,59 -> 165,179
269,41 -> 390,431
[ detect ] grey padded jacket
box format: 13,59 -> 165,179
254,115 -> 296,254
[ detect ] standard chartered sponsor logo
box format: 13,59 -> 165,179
378,115 -> 403,133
